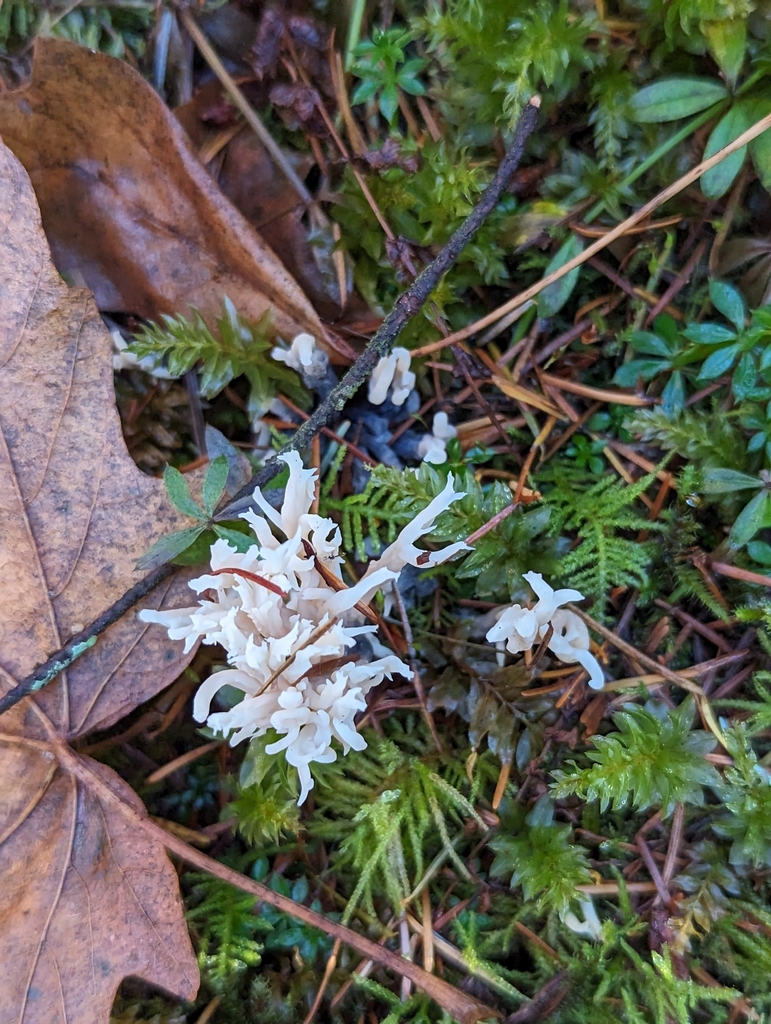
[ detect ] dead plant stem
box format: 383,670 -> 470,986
411,108 -> 771,357
56,740 -> 496,1024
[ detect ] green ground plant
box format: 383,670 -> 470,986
84,0 -> 771,1021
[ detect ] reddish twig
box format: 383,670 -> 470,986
209,567 -> 288,599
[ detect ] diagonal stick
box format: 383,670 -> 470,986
411,108 -> 771,358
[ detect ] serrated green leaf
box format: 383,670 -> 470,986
163,465 -> 207,520
630,77 -> 727,123
202,455 -> 229,517
135,526 -> 206,570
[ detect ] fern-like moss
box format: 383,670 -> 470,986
551,698 -> 721,816
489,796 -> 592,914
543,468 -> 663,613
129,298 -> 307,419
310,725 -> 486,922
185,872 -> 264,992
322,462 -> 558,597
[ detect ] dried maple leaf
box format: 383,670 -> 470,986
0,37 -> 322,342
0,143 -> 199,1021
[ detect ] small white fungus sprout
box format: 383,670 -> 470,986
418,411 -> 457,465
139,452 -> 465,804
272,332 -> 329,381
368,347 -> 416,406
561,896 -> 603,941
485,571 -> 604,689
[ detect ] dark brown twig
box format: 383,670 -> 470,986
225,97 -> 541,511
0,564 -> 175,717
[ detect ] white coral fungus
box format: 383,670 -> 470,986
368,347 -> 416,405
561,897 -> 603,940
139,452 -> 465,803
418,411 -> 457,465
485,572 -> 604,689
272,332 -> 329,378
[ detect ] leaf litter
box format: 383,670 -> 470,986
5,6 -> 771,1024
0,142 -> 199,1022
0,38 -> 323,343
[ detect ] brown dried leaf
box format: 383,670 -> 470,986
215,131 -> 343,317
0,143 -> 199,1021
0,37 -> 322,341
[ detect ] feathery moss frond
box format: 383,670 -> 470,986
551,698 -> 721,817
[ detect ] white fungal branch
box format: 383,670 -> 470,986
485,572 -> 605,689
140,452 -> 465,803
368,346 -> 416,406
418,411 -> 457,465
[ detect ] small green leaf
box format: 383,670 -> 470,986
214,525 -> 256,552
748,540 -> 771,566
202,455 -> 229,517
379,83 -> 400,124
614,359 -> 667,386
661,371 -> 685,416
703,17 -> 747,89
630,77 -> 727,123
537,233 -> 584,317
683,323 -> 737,345
709,280 -> 746,331
628,331 -> 673,357
697,342 -> 740,381
701,103 -> 752,199
733,351 -> 758,400
399,76 -> 426,97
172,530 -> 217,565
163,465 -> 207,520
750,104 -> 771,192
748,431 -> 767,452
729,490 -> 771,548
135,526 -> 207,570
351,79 -> 380,105
702,468 -> 762,494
